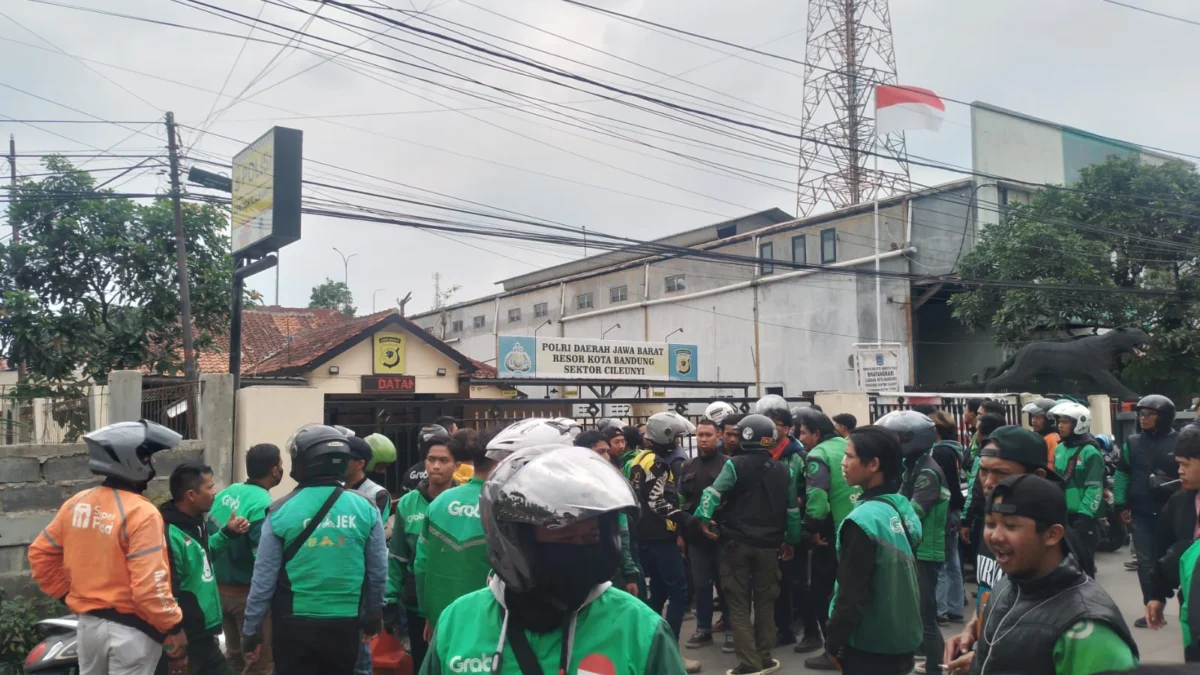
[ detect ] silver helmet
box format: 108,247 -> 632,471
704,401 -> 737,425
480,445 -> 638,594
755,394 -> 790,418
485,417 -> 583,461
875,409 -> 937,458
644,412 -> 692,448
84,420 -> 182,483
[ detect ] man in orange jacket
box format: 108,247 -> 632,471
29,420 -> 191,675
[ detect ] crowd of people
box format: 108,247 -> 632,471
23,392 -> 1200,675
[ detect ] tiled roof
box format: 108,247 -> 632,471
250,310 -> 397,376
195,306 -> 352,375
468,358 -> 497,378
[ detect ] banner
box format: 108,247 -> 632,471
498,336 -> 698,381
854,342 -> 904,392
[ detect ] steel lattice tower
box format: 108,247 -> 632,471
795,0 -> 910,217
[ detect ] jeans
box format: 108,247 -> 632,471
641,538 -> 688,640
810,543 -> 838,639
720,541 -> 780,672
774,556 -> 796,639
354,640 -> 372,675
689,541 -> 726,634
406,609 -> 429,673
793,546 -> 820,636
937,514 -> 965,618
917,560 -> 945,672
273,617 -> 361,675
840,646 -> 914,675
1132,509 -> 1158,605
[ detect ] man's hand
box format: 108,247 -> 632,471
780,544 -> 794,562
164,630 -> 188,675
242,632 -> 262,662
945,651 -> 973,675
677,536 -> 687,556
945,629 -> 975,665
226,509 -> 250,535
812,533 -> 829,547
1146,600 -> 1167,629
959,526 -> 971,544
362,611 -> 382,639
423,620 -> 433,643
1120,509 -> 1132,524
623,582 -> 639,596
701,521 -> 719,541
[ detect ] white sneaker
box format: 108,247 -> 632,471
761,658 -> 781,674
684,657 -> 703,673
914,662 -> 927,674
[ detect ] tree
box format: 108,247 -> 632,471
309,278 -> 356,316
952,154 -> 1200,398
0,157 -> 233,436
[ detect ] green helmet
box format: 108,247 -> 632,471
364,433 -> 397,471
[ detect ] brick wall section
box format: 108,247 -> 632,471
0,440 -> 203,596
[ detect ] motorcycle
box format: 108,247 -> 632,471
23,615 -> 78,674
24,616 -> 225,674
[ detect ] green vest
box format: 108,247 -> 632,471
165,521 -> 223,638
427,583 -> 686,675
388,487 -> 432,611
902,453 -> 949,563
808,437 -> 861,527
833,494 -> 923,655
1181,539 -> 1200,650
209,482 -> 273,585
418,478 -> 492,626
268,486 -> 378,619
1053,440 -> 1104,517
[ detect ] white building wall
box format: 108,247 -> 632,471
971,105 -> 1066,227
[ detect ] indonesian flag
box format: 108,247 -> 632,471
875,85 -> 945,136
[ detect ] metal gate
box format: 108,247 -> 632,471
868,394 -> 1021,447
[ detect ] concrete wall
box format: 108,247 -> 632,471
0,441 -> 203,595
303,330 -> 464,395
234,385 -> 324,496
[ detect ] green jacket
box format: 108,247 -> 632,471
901,452 -> 949,563
1180,539 -> 1200,661
804,436 -> 861,536
832,492 -> 923,655
389,482 -> 435,612
161,501 -> 236,639
420,579 -> 687,675
208,481 -> 272,585
416,477 -> 491,626
1053,439 -> 1105,518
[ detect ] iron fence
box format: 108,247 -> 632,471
868,393 -> 1021,448
141,379 -> 203,440
0,384 -> 106,444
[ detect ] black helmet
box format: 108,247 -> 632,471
84,420 -> 181,484
875,410 -> 937,458
417,424 -> 451,454
286,424 -> 351,482
736,414 -> 778,452
1136,394 -> 1176,431
480,446 -> 637,595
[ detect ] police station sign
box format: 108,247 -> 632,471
854,342 -> 905,392
498,336 -> 698,381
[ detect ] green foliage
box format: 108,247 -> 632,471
952,154 -> 1200,398
0,157 -> 233,408
309,278 -> 356,316
0,592 -> 65,670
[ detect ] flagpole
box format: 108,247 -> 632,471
874,145 -> 882,345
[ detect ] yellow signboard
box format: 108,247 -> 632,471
232,132 -> 275,251
373,332 -> 407,374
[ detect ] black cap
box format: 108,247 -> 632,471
987,474 -> 1067,528
980,426 -> 1049,469
346,436 -> 373,463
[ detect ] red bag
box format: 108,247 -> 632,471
369,632 -> 411,675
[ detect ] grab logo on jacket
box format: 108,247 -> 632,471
447,501 -> 480,518
448,654 -> 491,672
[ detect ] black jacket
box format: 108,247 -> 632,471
715,450 -> 791,549
1150,488 -> 1200,602
931,440 -> 964,513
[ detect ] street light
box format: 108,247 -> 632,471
601,323 -> 621,339
372,288 -> 386,313
332,247 -> 357,286
534,319 -> 552,337
664,327 -> 683,342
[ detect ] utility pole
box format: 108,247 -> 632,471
165,112 -> 198,393
9,134 -> 25,382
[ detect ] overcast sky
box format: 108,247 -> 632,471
3,0 -> 1198,315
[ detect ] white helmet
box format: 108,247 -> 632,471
667,411 -> 697,435
755,394 -> 790,418
485,417 -> 583,461
704,401 -> 737,424
1049,401 -> 1091,435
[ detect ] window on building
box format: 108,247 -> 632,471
820,228 -> 837,263
507,308 -> 521,323
765,386 -> 784,396
792,235 -> 807,265
759,241 -> 774,276
576,293 -> 594,309
610,285 -> 628,303
534,302 -> 548,317
716,224 -> 736,239
451,319 -> 463,333
665,274 -> 686,293
473,315 -> 485,329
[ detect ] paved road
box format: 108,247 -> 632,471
676,549 -> 1183,673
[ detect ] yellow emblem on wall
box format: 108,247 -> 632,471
373,332 -> 407,374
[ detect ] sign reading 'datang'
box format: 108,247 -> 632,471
498,336 -> 698,381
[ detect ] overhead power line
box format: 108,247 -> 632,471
1099,0 -> 1200,28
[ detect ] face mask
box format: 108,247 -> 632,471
532,540 -> 618,610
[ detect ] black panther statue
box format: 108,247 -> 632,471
984,327 -> 1151,400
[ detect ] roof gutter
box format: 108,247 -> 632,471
561,247 -> 916,323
